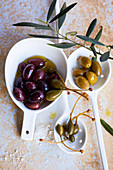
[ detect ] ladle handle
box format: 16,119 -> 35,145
21,111 -> 37,140
62,91 -> 70,114
90,94 -> 108,170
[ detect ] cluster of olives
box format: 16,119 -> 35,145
13,56 -> 61,110
56,119 -> 79,143
73,56 -> 101,89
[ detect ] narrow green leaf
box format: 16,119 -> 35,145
58,2 -> 66,29
86,18 -> 97,37
90,46 -> 97,58
91,26 -> 103,46
35,18 -> 46,24
29,34 -> 63,39
66,31 -> 77,36
109,45 -> 113,49
77,35 -> 105,46
35,25 -> 53,30
48,42 -> 76,48
13,22 -> 40,27
100,119 -> 113,136
100,51 -> 110,62
49,2 -> 77,23
13,22 -> 52,30
47,0 -> 57,21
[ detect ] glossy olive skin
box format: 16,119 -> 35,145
73,68 -> 89,77
25,101 -> 40,110
73,124 -> 79,134
68,119 -> 75,135
51,79 -> 65,90
56,124 -> 64,136
69,135 -> 75,142
18,62 -> 27,73
25,81 -> 37,91
13,87 -> 25,101
46,90 -> 62,101
14,76 -> 24,89
75,76 -> 89,89
77,56 -> 92,68
32,69 -> 45,82
37,80 -> 49,91
28,58 -> 45,68
86,71 -> 97,86
29,90 -> 45,103
91,61 -> 101,76
23,64 -> 35,81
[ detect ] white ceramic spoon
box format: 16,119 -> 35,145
54,91 -> 87,154
5,38 -> 68,140
68,47 -> 111,170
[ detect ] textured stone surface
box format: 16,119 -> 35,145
0,0 -> 113,169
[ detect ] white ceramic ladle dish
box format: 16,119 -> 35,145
54,90 -> 87,154
68,47 -> 111,170
5,38 -> 68,140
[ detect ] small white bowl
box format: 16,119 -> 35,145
5,38 -> 68,140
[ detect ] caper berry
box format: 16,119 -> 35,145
56,124 -> 64,136
69,135 -> 75,143
46,90 -> 62,101
73,124 -> 79,134
51,79 -> 66,90
68,119 -> 75,135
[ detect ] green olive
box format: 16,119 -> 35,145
75,76 -> 89,89
56,124 -> 64,136
73,124 -> 79,134
73,68 -> 89,77
69,135 -> 75,143
46,90 -> 62,101
91,61 -> 101,76
77,56 -> 92,68
86,71 -> 97,86
68,119 -> 75,135
51,79 -> 66,90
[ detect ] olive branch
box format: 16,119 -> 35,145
13,1 -> 113,62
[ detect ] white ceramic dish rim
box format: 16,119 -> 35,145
5,38 -> 68,113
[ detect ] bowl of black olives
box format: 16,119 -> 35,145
5,38 -> 68,140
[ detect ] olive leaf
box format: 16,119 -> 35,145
58,2 -> 66,29
66,31 -> 77,36
77,35 -> 105,46
100,51 -> 110,62
86,18 -> 97,37
49,2 -> 77,23
100,119 -> 113,136
109,45 -> 113,49
48,42 -> 76,48
29,34 -> 63,39
47,0 -> 57,21
13,22 -> 52,30
90,46 -> 97,58
91,26 -> 103,46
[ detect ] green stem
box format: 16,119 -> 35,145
47,23 -> 104,55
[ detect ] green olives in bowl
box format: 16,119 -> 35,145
72,55 -> 102,90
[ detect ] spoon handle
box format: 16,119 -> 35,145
21,111 -> 37,140
90,94 -> 108,170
